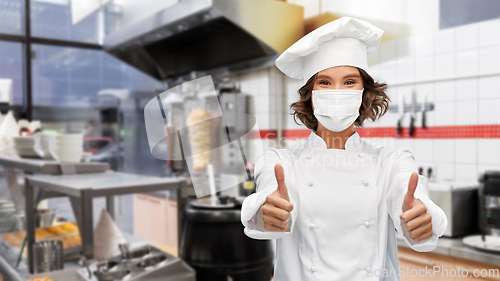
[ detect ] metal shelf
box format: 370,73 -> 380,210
24,172 -> 187,274
386,103 -> 434,113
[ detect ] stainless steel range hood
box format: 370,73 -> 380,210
103,0 -> 304,81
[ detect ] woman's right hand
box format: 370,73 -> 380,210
262,163 -> 294,232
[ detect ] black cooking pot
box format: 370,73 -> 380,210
181,197 -> 274,281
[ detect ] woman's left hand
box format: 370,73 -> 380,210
400,172 -> 433,242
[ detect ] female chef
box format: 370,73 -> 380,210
240,17 -> 448,281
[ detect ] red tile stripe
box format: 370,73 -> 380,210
255,125 -> 500,139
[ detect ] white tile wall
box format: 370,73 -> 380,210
434,28 -> 455,54
434,80 -> 455,102
456,99 -> 478,125
415,56 -> 434,80
478,75 -> 500,99
436,163 -> 454,180
479,46 -> 500,73
434,139 -> 455,163
415,33 -> 434,57
254,111 -> 270,130
478,18 -> 500,47
456,50 -> 478,76
413,139 -> 433,162
434,53 -> 455,78
379,61 -> 397,84
396,57 -> 415,82
454,139 -> 477,164
477,139 -> 500,165
478,98 -> 500,124
434,101 -> 455,126
455,163 -> 478,181
455,78 -> 478,100
455,23 -> 478,51
379,40 -> 397,62
396,36 -> 416,59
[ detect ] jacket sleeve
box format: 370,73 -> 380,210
386,147 -> 448,252
241,148 -> 298,240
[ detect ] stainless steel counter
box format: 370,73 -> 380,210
397,233 -> 500,266
25,172 -> 187,273
0,232 -> 148,281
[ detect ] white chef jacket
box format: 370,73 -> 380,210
241,130 -> 447,281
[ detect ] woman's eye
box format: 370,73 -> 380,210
345,80 -> 356,85
319,80 -> 330,85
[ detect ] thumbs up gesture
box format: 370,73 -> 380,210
400,172 -> 433,242
262,163 -> 294,232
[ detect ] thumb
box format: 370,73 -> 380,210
274,163 -> 289,202
403,172 -> 419,211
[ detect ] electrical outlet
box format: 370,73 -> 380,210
416,162 -> 437,182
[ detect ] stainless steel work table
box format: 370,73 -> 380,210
0,156 -> 110,175
24,171 -> 187,273
0,156 -> 111,216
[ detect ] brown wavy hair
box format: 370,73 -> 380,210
290,68 -> 390,131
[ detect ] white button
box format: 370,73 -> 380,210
361,180 -> 369,186
310,266 -> 316,272
365,266 -> 373,272
306,154 -> 312,159
358,153 -> 364,158
309,223 -> 316,229
308,181 -> 314,186
363,221 -> 370,227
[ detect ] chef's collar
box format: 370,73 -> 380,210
307,130 -> 362,151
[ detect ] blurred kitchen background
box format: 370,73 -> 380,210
0,0 -> 499,280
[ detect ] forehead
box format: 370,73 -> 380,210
316,66 -> 360,78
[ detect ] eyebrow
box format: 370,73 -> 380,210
317,73 -> 361,80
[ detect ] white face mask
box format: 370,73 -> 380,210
312,88 -> 364,132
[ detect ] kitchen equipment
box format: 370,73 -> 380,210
181,197 -> 273,281
49,134 -> 84,163
33,132 -> 57,160
33,240 -> 63,273
463,235 -> 500,253
156,77 -> 253,197
13,136 -> 39,158
397,93 -> 403,135
118,243 -> 130,260
409,90 -> 416,136
428,181 -> 478,237
421,93 -> 427,129
76,245 -> 195,281
35,209 -> 55,228
103,0 -> 304,81
479,171 -> 500,236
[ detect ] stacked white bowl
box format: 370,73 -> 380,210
13,136 -> 38,158
34,132 -> 57,160
49,134 -> 84,163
